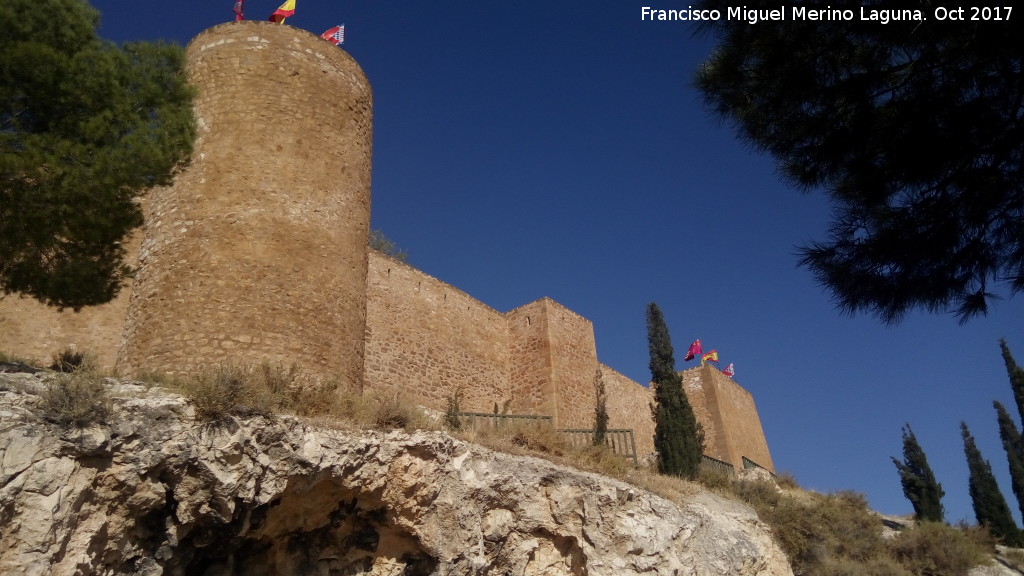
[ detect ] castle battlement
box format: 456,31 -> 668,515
0,22 -> 772,472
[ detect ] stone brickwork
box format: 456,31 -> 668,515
601,365 -> 656,457
506,301 -> 558,416
117,22 -> 373,386
539,300 -> 600,429
682,365 -> 775,472
364,251 -> 512,412
0,22 -> 773,471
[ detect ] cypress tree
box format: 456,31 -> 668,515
961,422 -> 1023,545
592,367 -> 608,447
891,423 -> 945,522
647,303 -> 703,479
1002,340 -> 1024,424
994,401 -> 1024,522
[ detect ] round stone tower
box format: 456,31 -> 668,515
118,21 -> 372,388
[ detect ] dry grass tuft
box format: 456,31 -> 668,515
171,362 -> 344,421
338,389 -> 436,431
49,347 -> 94,373
38,371 -> 111,427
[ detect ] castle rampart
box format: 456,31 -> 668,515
117,22 -> 373,386
364,250 -> 514,412
0,22 -> 772,473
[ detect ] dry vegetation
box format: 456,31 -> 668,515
721,479 -> 994,576
37,371 -> 111,427
1,351 -> 1007,575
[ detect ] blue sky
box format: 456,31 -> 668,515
88,0 -> 1022,524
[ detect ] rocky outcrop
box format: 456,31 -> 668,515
0,372 -> 793,576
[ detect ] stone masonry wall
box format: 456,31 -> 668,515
701,365 -> 775,472
682,367 -> 726,466
364,250 -> 512,412
0,231 -> 141,370
117,22 -> 373,386
505,301 -> 557,417
541,299 -> 599,429
682,365 -> 775,472
601,365 -> 656,458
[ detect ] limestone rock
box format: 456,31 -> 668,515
0,373 -> 793,576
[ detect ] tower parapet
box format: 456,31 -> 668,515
117,21 -> 373,385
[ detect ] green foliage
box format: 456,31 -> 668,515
994,401 -> 1024,523
961,421 -> 1023,546
368,229 -> 408,263
444,388 -> 463,431
1003,340 -> 1024,426
646,302 -> 703,479
1,0 -> 195,309
892,423 -> 945,522
39,372 -> 110,427
592,367 -> 608,447
695,2 -> 1024,323
996,342 -> 1024,521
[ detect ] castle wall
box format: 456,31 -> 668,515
0,23 -> 773,476
542,300 -> 599,429
601,365 -> 656,458
682,365 -> 775,472
364,251 -> 512,412
506,301 -> 558,416
0,232 -> 142,371
117,22 -> 373,386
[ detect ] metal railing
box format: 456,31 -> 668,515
700,454 -> 736,477
559,429 -> 639,466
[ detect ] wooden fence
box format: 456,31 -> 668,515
455,413 -> 638,465
559,429 -> 639,466
700,454 -> 736,477
456,412 -> 552,430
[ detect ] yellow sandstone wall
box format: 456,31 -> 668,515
601,365 -> 656,457
0,233 -> 139,370
506,300 -> 558,416
682,365 -> 775,472
117,21 -> 373,386
364,250 -> 512,412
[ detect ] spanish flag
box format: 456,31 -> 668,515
701,350 -> 719,365
269,0 -> 295,23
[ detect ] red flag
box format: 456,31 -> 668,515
701,350 -> 719,365
321,24 -> 345,46
269,0 -> 295,23
683,339 -> 702,362
723,363 -> 735,377
233,0 -> 244,21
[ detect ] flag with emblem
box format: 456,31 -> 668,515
233,0 -> 244,21
683,339 -> 702,362
321,24 -> 345,45
269,0 -> 295,23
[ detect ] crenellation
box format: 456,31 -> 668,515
0,21 -> 773,472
